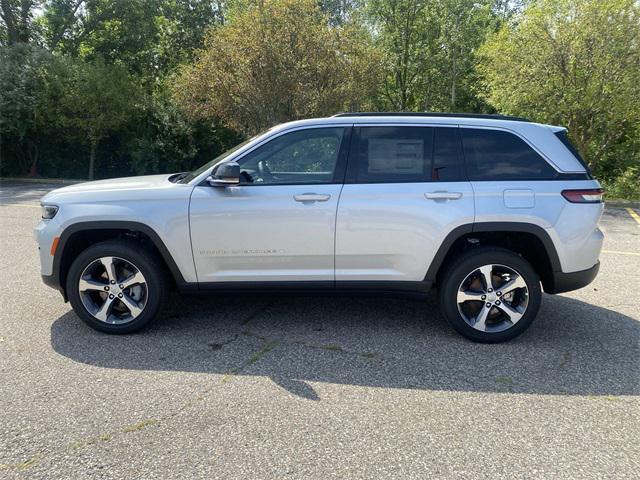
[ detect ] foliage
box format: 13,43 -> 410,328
128,86 -> 242,175
367,0 -> 496,112
602,166 -> 640,201
478,0 -> 640,173
0,0 -> 41,45
171,0 -> 382,135
54,57 -> 139,179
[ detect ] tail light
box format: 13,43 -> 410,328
561,188 -> 604,203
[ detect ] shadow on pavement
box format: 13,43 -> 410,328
50,292 -> 639,399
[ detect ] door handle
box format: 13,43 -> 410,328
294,193 -> 331,202
424,191 -> 463,200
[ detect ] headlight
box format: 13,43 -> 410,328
41,204 -> 59,219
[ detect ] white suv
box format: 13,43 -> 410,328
35,113 -> 604,342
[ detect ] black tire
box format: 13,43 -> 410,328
438,247 -> 542,343
66,240 -> 169,334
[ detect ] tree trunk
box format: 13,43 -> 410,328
28,142 -> 39,177
450,54 -> 457,109
89,142 -> 97,180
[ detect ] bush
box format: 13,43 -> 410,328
602,167 -> 640,201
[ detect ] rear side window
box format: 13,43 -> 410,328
349,126 -> 466,183
461,128 -> 558,181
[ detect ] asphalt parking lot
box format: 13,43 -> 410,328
1,181 -> 638,479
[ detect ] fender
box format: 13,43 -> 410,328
424,222 -> 562,284
50,221 -> 188,295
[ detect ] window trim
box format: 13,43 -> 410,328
345,124 -> 466,185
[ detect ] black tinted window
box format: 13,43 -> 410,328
351,127 -> 433,183
462,128 -> 558,180
432,127 -> 464,181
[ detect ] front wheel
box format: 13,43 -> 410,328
66,240 -> 169,334
438,247 -> 542,343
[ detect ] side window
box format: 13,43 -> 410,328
461,128 -> 558,180
351,127 -> 434,183
432,127 -> 465,181
237,127 -> 345,185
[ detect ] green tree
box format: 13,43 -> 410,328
57,57 -> 139,179
171,0 -> 382,135
0,0 -> 40,45
41,0 -> 224,81
367,0 -> 495,112
478,0 -> 640,173
0,45 -> 68,175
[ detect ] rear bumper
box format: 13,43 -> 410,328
547,261 -> 600,294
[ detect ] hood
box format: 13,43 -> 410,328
41,173 -> 182,204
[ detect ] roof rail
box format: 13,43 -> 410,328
332,112 -> 531,122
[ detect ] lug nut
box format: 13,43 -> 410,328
118,293 -> 123,298
104,286 -> 109,291
488,288 -> 493,293
486,302 -> 492,308
110,280 -> 116,285
481,295 -> 486,300
119,284 -> 124,289
496,291 -> 502,296
495,300 -> 501,305
109,294 -> 114,299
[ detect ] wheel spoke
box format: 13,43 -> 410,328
119,293 -> 143,318
478,265 -> 494,292
473,305 -> 491,331
121,271 -> 146,289
457,290 -> 485,303
79,277 -> 108,292
499,275 -> 527,296
495,302 -> 524,324
100,257 -> 118,283
94,297 -> 115,322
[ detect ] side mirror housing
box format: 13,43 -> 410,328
207,161 -> 240,186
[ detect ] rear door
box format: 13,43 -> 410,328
335,125 -> 475,283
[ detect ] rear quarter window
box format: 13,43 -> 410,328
554,130 -> 593,178
461,128 -> 558,181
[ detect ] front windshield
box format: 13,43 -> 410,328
177,130 -> 268,184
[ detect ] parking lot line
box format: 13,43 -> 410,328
602,249 -> 640,256
626,207 -> 640,226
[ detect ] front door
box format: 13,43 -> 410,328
190,126 -> 350,283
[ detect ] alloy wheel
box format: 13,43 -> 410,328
78,256 -> 148,324
456,263 -> 529,333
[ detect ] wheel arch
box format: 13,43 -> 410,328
426,222 -> 562,293
53,221 -> 187,300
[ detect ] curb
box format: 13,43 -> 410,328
606,200 -> 640,209
0,177 -> 85,185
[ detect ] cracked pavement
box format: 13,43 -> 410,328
0,182 -> 639,479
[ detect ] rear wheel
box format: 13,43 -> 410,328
439,247 -> 542,343
66,240 -> 168,334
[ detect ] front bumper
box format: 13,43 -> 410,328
547,261 -> 600,294
42,274 -> 67,301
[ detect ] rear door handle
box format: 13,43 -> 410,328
294,193 -> 331,202
424,191 -> 463,200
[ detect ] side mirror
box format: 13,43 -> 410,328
207,161 -> 240,186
